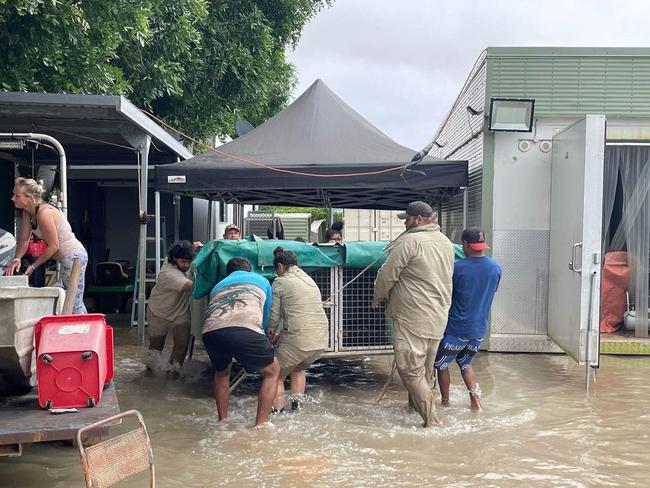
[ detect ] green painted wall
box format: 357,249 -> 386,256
486,47 -> 650,116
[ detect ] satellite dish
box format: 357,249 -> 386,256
235,120 -> 255,137
37,165 -> 56,193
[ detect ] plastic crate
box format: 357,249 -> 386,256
35,314 -> 113,409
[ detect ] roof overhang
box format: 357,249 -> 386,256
0,92 -> 192,171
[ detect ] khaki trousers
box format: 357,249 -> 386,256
392,321 -> 441,426
147,310 -> 191,365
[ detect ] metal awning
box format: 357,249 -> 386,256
0,92 -> 191,169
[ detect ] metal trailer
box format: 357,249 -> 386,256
0,383 -> 120,457
431,47 -> 650,367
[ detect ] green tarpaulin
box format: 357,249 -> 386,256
192,238 -> 464,299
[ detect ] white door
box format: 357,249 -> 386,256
548,115 -> 606,367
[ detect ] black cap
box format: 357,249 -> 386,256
397,201 -> 433,219
462,227 -> 489,250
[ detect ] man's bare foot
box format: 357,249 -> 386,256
469,394 -> 482,411
441,398 -> 450,407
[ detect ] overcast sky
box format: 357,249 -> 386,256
287,0 -> 650,150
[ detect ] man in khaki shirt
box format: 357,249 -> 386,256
146,241 -> 195,371
373,201 -> 454,427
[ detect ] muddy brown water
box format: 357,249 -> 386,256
1,326 -> 650,487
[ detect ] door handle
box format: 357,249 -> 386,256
569,241 -> 583,274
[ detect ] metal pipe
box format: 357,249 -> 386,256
173,194 -> 181,242
137,136 -> 151,345
462,187 -> 469,229
173,157 -> 181,242
0,132 -> 68,216
207,197 -> 213,241
155,191 -> 161,276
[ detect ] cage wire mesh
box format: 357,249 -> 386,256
306,268 -> 335,351
340,268 -> 392,350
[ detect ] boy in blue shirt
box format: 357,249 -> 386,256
434,227 -> 501,411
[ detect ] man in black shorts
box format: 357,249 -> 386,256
202,257 -> 279,427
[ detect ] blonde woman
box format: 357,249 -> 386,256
4,177 -> 89,314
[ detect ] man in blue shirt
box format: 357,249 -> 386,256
434,227 -> 501,411
202,257 -> 280,427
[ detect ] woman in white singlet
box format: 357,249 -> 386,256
4,177 -> 89,314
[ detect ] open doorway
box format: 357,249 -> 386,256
600,145 -> 650,345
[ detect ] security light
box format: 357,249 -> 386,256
488,98 -> 535,132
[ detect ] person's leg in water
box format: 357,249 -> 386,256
145,311 -> 169,372
460,365 -> 481,411
256,357 -> 280,426
393,324 -> 440,427
273,372 -> 289,411
288,370 -> 306,411
436,367 -> 451,406
169,319 -> 191,371
434,334 -> 469,407
213,362 -> 232,421
456,340 -> 481,411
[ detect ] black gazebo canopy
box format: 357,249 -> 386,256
155,79 -> 467,210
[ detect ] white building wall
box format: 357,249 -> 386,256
489,116 -> 650,343
490,117 -> 577,338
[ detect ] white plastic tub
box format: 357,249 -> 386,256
0,285 -> 65,394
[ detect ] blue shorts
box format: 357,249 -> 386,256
434,334 -> 482,371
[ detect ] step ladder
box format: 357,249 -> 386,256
130,217 -> 167,327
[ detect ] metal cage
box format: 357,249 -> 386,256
307,267 -> 393,357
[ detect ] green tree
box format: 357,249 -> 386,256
0,0 -> 330,141
260,206 -> 342,223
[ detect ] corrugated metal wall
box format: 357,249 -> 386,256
343,209 -> 404,241
431,55 -> 487,242
487,47 -> 650,116
245,212 -> 311,240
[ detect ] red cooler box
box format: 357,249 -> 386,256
35,314 -> 114,409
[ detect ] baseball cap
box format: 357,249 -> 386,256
462,227 -> 489,251
397,201 -> 434,219
224,224 -> 240,233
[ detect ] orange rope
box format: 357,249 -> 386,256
139,108 -> 413,178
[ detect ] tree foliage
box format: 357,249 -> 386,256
0,0 -> 330,141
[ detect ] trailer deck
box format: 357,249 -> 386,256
0,383 -> 119,457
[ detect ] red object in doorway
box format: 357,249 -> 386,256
600,252 -> 629,333
35,314 -> 114,409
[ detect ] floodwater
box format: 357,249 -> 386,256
2,326 -> 650,488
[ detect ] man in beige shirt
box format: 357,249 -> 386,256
146,241 -> 195,371
373,201 -> 454,427
266,247 -> 329,412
